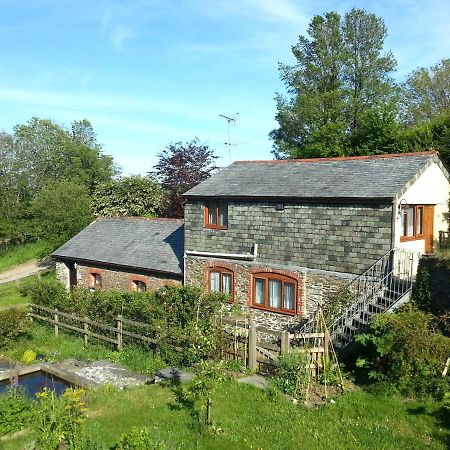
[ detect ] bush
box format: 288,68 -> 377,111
273,351 -> 310,398
27,280 -> 227,366
0,389 -> 37,437
112,426 -> 167,449
355,306 -> 450,397
0,309 -> 31,348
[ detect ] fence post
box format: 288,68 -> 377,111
324,330 -> 330,362
280,331 -> 290,354
248,322 -> 257,370
54,309 -> 59,337
117,315 -> 123,351
84,317 -> 89,347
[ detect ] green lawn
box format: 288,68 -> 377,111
3,381 -> 448,449
2,326 -> 449,449
0,272 -> 53,309
0,241 -> 50,272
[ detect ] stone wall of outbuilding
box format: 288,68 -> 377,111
55,261 -> 182,292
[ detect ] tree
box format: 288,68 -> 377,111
30,180 -> 93,250
91,176 -> 167,217
401,59 -> 450,125
150,139 -> 218,218
0,117 -> 118,246
271,8 -> 397,159
13,117 -> 118,194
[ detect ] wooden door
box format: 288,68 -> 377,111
423,206 -> 434,253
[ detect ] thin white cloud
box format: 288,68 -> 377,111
111,25 -> 132,50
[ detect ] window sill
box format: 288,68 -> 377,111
400,235 -> 425,242
250,304 -> 297,316
204,224 -> 228,230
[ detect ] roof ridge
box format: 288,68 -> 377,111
96,216 -> 184,223
233,150 -> 438,165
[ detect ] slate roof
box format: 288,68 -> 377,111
52,218 -> 184,276
184,152 -> 442,201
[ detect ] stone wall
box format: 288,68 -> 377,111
186,255 -> 353,332
55,260 -> 182,292
185,200 -> 393,275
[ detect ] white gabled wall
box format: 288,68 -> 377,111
394,161 -> 450,253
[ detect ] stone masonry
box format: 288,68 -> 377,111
56,261 -> 182,292
185,200 -> 393,275
186,256 -> 354,332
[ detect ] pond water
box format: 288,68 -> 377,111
0,371 -> 73,398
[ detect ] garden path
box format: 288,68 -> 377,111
0,260 -> 53,285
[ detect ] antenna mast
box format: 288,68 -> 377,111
219,113 -> 239,164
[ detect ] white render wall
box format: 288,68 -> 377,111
393,162 -> 449,254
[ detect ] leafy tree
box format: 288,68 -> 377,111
31,180 -> 93,249
0,117 -> 118,246
271,8 -> 397,159
13,117 -> 118,194
401,59 -> 450,125
151,138 -> 218,218
91,176 -> 167,217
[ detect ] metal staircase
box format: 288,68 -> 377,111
300,248 -> 418,349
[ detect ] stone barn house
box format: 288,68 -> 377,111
53,217 -> 184,292
183,151 -> 449,332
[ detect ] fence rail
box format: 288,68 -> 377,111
29,304 -> 329,375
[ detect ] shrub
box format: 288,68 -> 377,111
27,280 -> 227,366
0,309 -> 31,348
112,426 -> 168,449
21,349 -> 37,364
273,350 -> 310,398
355,306 -> 450,397
0,389 -> 37,437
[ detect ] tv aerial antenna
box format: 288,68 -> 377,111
219,113 -> 239,164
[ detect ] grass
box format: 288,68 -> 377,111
0,241 -> 50,272
3,325 -> 165,375
3,381 -> 448,449
2,325 -> 450,449
0,272 -> 53,309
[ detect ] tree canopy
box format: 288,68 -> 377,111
150,139 -> 218,218
91,176 -> 167,218
0,118 -> 117,248
401,59 -> 450,125
271,8 -> 397,159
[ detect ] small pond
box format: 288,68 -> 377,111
0,370 -> 73,398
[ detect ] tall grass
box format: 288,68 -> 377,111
0,241 -> 51,272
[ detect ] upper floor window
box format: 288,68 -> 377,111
133,280 -> 147,292
252,273 -> 297,315
90,272 -> 102,289
401,205 -> 424,240
204,200 -> 228,229
208,268 -> 233,301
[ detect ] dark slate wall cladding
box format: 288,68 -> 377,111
185,200 -> 393,275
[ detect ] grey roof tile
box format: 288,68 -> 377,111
184,152 -> 438,200
52,218 -> 184,275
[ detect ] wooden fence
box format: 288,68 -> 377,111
220,316 -> 329,374
29,304 -> 328,374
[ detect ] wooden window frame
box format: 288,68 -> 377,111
207,267 -> 234,302
400,205 -> 425,242
251,273 -> 297,315
204,200 -> 228,230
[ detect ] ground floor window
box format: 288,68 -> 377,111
90,272 -> 102,289
133,280 -> 147,292
252,273 -> 296,314
208,268 -> 233,301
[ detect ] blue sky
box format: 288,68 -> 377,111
0,0 -> 449,174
